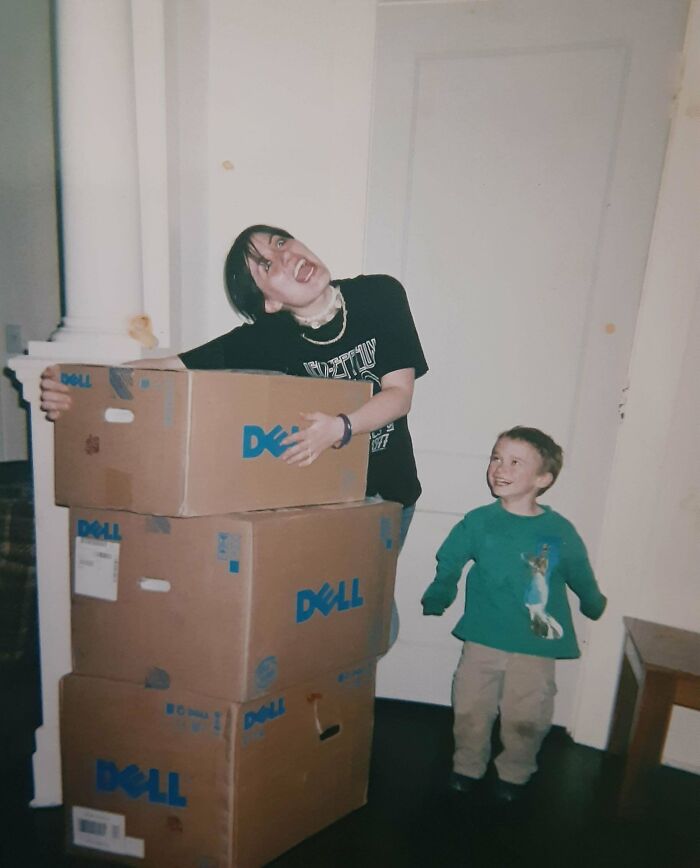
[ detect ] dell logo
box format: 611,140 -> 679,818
243,697 -> 286,731
61,372 -> 92,389
296,578 -> 364,624
242,424 -> 300,459
95,759 -> 187,807
76,519 -> 122,541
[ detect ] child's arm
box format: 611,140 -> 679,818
564,528 -> 607,620
421,517 -> 474,616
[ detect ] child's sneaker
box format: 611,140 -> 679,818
491,776 -> 526,804
448,772 -> 481,794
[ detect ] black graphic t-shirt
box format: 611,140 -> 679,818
179,275 -> 428,506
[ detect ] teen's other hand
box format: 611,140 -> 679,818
39,365 -> 72,421
280,411 -> 346,467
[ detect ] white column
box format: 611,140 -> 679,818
8,0 -> 171,806
50,0 -> 145,353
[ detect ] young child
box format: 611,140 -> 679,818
421,426 -> 606,803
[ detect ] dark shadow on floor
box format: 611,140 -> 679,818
2,699 -> 699,868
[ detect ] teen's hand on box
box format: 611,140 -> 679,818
281,412 -> 345,467
39,365 -> 73,421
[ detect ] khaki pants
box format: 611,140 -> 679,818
452,641 -> 556,785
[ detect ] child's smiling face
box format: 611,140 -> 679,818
487,436 -> 553,513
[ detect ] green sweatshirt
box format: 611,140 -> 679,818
421,501 -> 606,659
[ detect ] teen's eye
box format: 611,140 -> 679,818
275,238 -> 285,248
262,259 -> 272,272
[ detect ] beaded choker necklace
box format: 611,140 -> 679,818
292,284 -> 342,329
299,289 -> 347,346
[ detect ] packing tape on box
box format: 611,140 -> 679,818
104,469 -> 132,510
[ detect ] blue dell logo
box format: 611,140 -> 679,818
61,372 -> 92,389
243,697 -> 286,731
76,519 -> 122,541
95,759 -> 187,807
242,424 -> 299,459
296,578 -> 364,623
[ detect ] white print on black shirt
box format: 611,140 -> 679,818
371,422 -> 394,453
303,338 -> 392,454
303,339 -> 377,380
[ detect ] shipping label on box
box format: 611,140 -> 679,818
70,499 -> 400,701
54,365 -> 371,516
61,665 -> 375,868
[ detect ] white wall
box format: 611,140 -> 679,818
191,0 -> 700,770
174,0 -> 377,351
648,291 -> 700,770
177,0 -> 700,769
164,0 -> 211,352
0,0 -> 60,460
574,1 -> 700,771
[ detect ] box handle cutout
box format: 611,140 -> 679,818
105,408 -> 135,424
319,724 -> 341,742
139,578 -> 171,593
307,692 -> 342,742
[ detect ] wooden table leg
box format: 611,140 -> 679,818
617,668 -> 676,817
608,653 -> 639,755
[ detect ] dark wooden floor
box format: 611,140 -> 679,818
2,698 -> 699,868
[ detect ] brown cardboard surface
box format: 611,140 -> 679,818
61,664 -> 376,867
70,500 -> 400,700
54,365 -> 371,516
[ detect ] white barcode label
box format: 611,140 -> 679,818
74,537 -> 120,600
78,818 -> 111,837
72,806 -> 144,858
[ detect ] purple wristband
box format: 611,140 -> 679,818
332,413 -> 352,449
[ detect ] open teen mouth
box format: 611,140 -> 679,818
294,258 -> 315,282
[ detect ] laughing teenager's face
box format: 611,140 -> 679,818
487,437 -> 553,514
246,232 -> 332,318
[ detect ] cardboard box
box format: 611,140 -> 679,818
54,365 -> 371,516
70,499 -> 400,700
61,664 -> 376,867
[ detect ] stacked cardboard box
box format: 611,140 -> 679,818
54,365 -> 401,867
54,365 -> 371,515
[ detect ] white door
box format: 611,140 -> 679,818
367,0 -> 689,727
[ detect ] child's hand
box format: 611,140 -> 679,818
421,583 -> 451,616
422,597 -> 446,616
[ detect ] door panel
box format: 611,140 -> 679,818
367,0 -> 689,724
